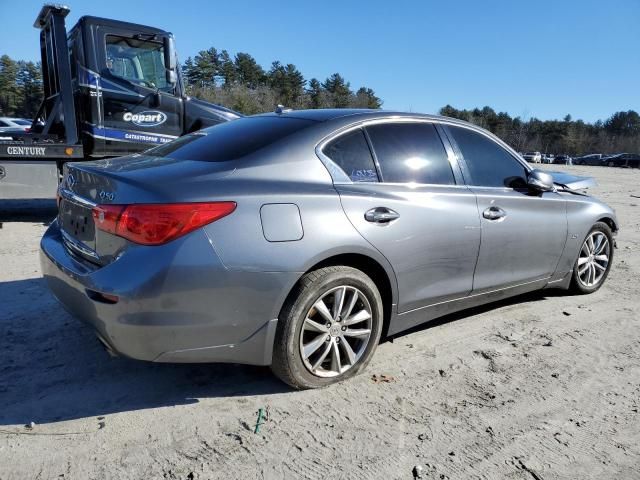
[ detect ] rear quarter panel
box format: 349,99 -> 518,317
199,145 -> 399,321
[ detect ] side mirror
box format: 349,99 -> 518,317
163,36 -> 177,84
527,169 -> 555,192
165,69 -> 177,86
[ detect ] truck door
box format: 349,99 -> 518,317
93,27 -> 183,155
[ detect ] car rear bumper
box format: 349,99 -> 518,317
40,220 -> 299,365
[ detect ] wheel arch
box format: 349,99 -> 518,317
280,252 -> 398,339
597,215 -> 618,234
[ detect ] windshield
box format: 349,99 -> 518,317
149,116 -> 316,162
14,119 -> 31,125
105,35 -> 172,92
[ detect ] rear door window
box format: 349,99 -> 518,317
365,123 -> 455,185
322,129 -> 379,182
447,125 -> 527,188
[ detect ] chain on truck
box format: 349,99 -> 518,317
0,4 -> 240,200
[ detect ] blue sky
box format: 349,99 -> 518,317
1,0 -> 638,122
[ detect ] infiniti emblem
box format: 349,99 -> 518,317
67,174 -> 76,188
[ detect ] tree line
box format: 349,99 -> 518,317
181,47 -> 382,114
1,50 -> 638,155
439,105 -> 640,155
0,55 -> 43,119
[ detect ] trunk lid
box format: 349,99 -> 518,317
58,154 -> 236,264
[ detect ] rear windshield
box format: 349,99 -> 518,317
150,116 -> 315,162
14,119 -> 32,125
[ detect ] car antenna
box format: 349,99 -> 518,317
275,105 -> 292,114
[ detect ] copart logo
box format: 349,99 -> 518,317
123,111 -> 167,127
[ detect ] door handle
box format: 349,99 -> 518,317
483,206 -> 506,220
365,207 -> 400,223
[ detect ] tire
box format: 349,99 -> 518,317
271,266 -> 383,389
569,222 -> 614,294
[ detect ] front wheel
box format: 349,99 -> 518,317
569,222 -> 614,294
271,266 -> 383,389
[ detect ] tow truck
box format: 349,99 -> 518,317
0,4 -> 240,199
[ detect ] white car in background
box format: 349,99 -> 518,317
0,117 -> 32,133
523,151 -> 542,163
0,117 -> 33,140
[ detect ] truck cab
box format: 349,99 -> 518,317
0,5 -> 240,199
68,15 -> 239,157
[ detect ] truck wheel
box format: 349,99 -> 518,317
569,222 -> 613,294
271,266 -> 383,389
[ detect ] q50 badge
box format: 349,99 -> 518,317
123,111 -> 167,127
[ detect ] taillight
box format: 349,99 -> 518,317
92,202 -> 236,245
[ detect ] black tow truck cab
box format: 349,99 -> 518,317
0,4 -> 240,199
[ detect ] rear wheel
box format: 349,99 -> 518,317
271,266 -> 383,389
569,222 -> 613,294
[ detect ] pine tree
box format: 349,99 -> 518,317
182,57 -> 197,87
234,53 -> 266,89
352,87 -> 382,109
306,78 -> 324,108
192,48 -> 220,87
0,55 -> 20,115
268,62 -> 305,107
322,73 -> 351,108
218,50 -> 236,87
16,61 -> 43,118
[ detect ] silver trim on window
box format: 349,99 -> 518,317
315,115 -> 532,188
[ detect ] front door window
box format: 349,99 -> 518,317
105,35 -> 172,92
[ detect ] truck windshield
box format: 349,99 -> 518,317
105,35 -> 172,92
148,116 -> 316,162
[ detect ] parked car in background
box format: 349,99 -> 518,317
574,154 -> 604,166
553,155 -> 573,165
542,154 -> 555,164
606,153 -> 640,168
0,117 -> 32,134
523,151 -> 542,163
40,109 -> 619,388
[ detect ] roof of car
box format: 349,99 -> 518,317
255,108 -> 450,123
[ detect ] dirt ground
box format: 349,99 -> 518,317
0,165 -> 638,480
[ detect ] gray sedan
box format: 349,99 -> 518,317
41,109 -> 618,388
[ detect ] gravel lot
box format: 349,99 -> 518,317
1,165 -> 639,480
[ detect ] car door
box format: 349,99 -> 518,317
322,120 -> 481,316
443,124 -> 568,292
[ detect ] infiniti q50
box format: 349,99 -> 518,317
41,109 -> 617,388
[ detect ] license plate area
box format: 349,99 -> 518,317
59,198 -> 96,250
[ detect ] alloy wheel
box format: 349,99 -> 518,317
299,286 -> 373,378
577,231 -> 610,287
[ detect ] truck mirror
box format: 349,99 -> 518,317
166,69 -> 177,86
163,36 -> 177,71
